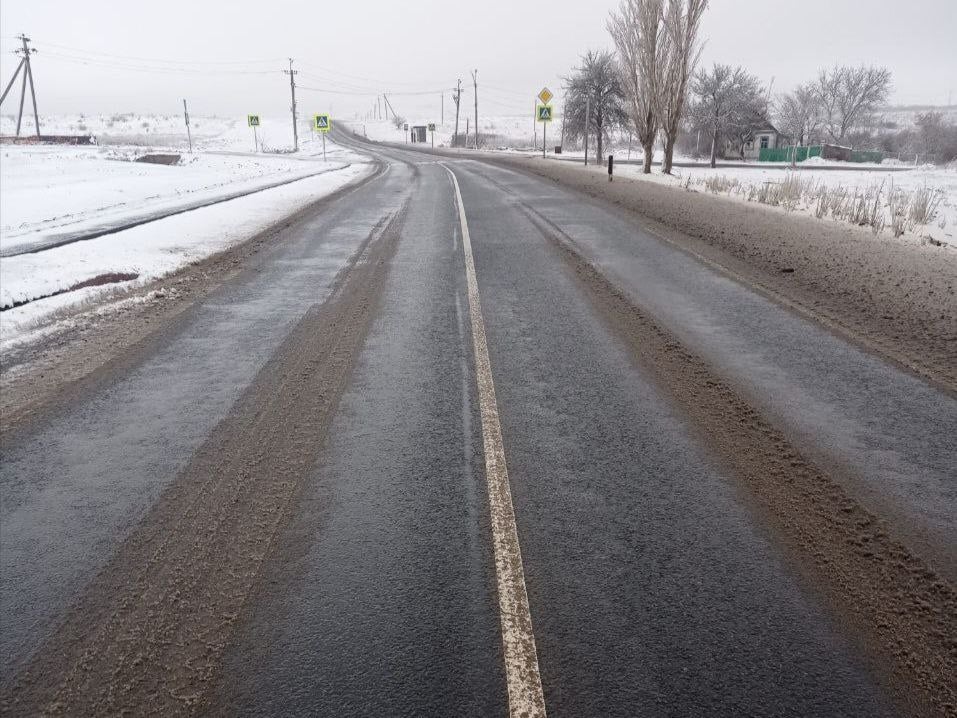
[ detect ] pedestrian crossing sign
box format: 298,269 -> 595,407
247,114 -> 260,127
536,104 -> 553,122
314,114 -> 331,132
428,123 -> 436,132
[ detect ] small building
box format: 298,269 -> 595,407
411,125 -> 427,143
736,124 -> 781,160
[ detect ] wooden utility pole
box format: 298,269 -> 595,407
284,58 -> 299,151
471,69 -> 479,149
584,96 -> 590,165
383,94 -> 397,121
441,93 -> 444,124
452,79 -> 462,147
183,99 -> 193,153
0,34 -> 40,137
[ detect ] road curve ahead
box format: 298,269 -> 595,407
1,133 -> 954,717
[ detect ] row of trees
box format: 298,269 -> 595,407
562,0 -> 708,174
608,0 -> 708,174
562,0 -> 935,170
775,65 -> 892,147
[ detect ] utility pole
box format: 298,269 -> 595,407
0,34 -> 40,137
452,79 -> 462,147
560,102 -> 566,151
584,96 -> 590,165
383,94 -> 397,121
284,58 -> 299,152
471,69 -> 479,149
183,99 -> 193,153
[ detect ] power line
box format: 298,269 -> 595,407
42,51 -> 279,76
35,40 -> 283,67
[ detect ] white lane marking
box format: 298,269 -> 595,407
442,164 -> 548,718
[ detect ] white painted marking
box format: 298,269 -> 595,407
442,164 -> 548,718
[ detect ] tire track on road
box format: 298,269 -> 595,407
1,201 -> 408,716
520,207 -> 956,718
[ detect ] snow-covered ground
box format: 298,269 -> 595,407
1,144 -> 354,254
1,113 -> 353,252
613,161 -> 956,246
0,114 -> 373,347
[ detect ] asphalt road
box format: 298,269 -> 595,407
1,134 -> 954,716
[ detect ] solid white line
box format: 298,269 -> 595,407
442,163 -> 548,718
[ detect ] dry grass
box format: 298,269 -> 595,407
682,172 -> 946,238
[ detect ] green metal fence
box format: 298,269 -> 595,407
759,145 -> 884,163
758,145 -> 822,162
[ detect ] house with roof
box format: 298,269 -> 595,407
726,122 -> 782,160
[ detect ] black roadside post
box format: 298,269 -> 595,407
608,154 -> 614,182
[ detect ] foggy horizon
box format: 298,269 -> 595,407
2,0 -> 956,120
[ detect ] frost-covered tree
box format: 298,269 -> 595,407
656,0 -> 708,174
690,63 -> 763,167
562,49 -> 629,163
815,64 -> 892,144
775,83 -> 822,146
608,0 -> 666,173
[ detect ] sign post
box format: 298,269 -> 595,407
314,114 -> 331,161
247,114 -> 260,152
536,88 -> 554,159
428,122 -> 436,148
536,104 -> 553,159
404,122 -> 409,143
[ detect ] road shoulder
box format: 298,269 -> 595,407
0,160 -> 384,436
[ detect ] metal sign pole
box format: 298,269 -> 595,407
322,132 -> 326,161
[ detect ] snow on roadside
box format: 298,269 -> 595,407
613,161 -> 956,246
1,133 -> 354,253
0,152 -> 372,349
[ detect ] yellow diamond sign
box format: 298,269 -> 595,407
538,87 -> 553,105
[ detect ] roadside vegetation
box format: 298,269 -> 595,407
559,0 -> 956,172
683,170 -> 947,241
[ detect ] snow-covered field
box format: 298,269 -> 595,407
346,116 -> 557,150
0,114 -> 372,348
614,161 -> 956,246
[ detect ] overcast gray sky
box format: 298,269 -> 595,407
2,0 -> 954,120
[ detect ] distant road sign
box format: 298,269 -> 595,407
403,123 -> 409,131
536,104 -> 553,122
247,114 -> 260,127
428,122 -> 436,132
538,87 -> 553,105
314,114 -> 331,132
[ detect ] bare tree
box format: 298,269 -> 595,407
562,49 -> 629,163
815,64 -> 892,145
656,0 -> 708,174
608,0 -> 665,173
775,83 -> 822,146
690,63 -> 762,167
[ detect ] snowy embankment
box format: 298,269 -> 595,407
0,116 -> 373,349
613,161 -> 956,247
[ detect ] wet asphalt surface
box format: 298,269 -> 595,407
3,136 -> 952,714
